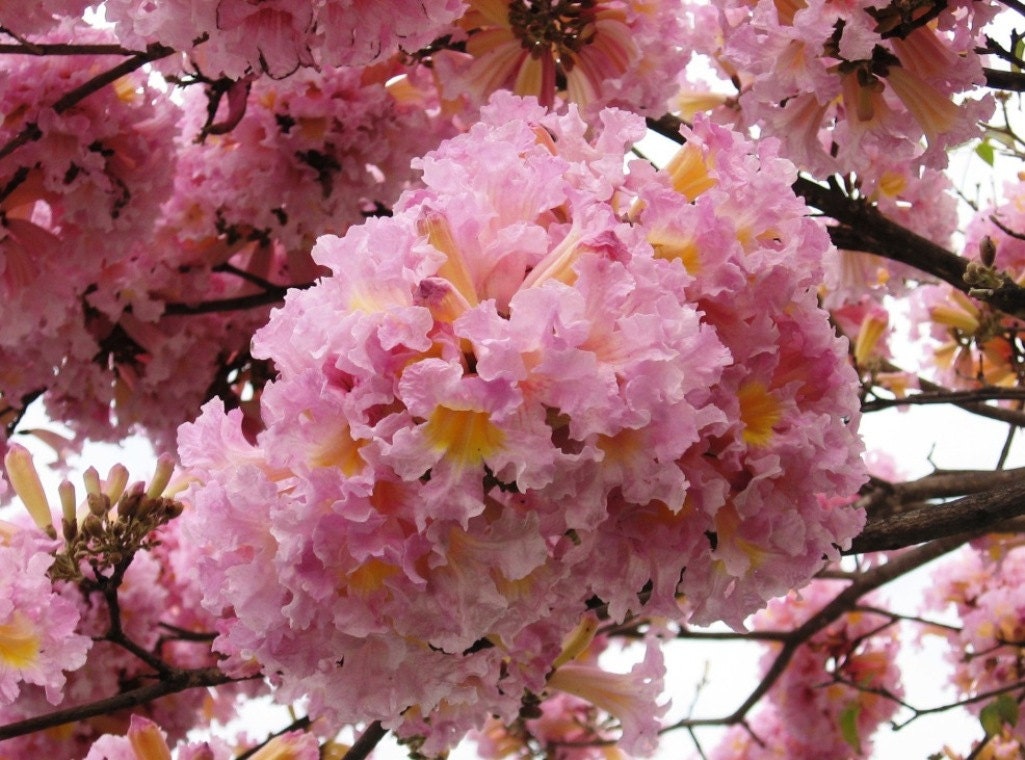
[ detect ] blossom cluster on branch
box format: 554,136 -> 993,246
2,0 -> 1025,758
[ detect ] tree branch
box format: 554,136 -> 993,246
862,387 -> 1025,411
874,360 -> 1025,427
163,289 -> 291,316
795,176 -> 1025,318
343,721 -> 387,760
663,535 -> 969,731
793,177 -> 970,289
0,667 -> 239,741
850,479 -> 1025,553
0,43 -> 146,56
985,67 -> 1025,92
0,43 -> 173,164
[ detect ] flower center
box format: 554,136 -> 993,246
507,0 -> 597,64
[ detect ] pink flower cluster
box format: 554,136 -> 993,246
178,94 -> 865,751
168,64 -> 440,259
0,42 -> 458,450
0,39 -> 177,395
925,544 -> 1025,744
712,580 -> 902,759
686,0 -> 996,181
907,183 -> 1025,391
97,0 -> 466,77
0,523 -> 89,709
0,454 -> 250,757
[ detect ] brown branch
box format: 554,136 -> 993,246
0,667 -> 239,741
663,535 -> 969,732
797,177 -> 1025,318
862,387 -> 1025,411
0,43 -> 173,164
0,43 -> 145,56
645,114 -> 688,143
875,360 -> 1025,427
163,289 -> 291,316
854,468 -> 1025,524
234,717 -> 312,760
343,721 -> 387,760
887,467 -> 1025,501
850,479 -> 1025,553
985,67 -> 1025,92
793,177 -> 970,289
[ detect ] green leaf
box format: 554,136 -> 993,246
976,140 -> 995,167
839,702 -> 862,753
996,693 -> 1019,727
979,695 -> 1018,737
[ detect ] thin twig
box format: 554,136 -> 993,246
663,536 -> 968,732
0,667 -> 240,741
862,387 -> 1025,411
0,43 -> 173,164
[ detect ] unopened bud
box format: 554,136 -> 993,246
118,491 -> 144,522
104,464 -> 130,504
980,236 -> 997,268
62,516 -> 77,542
163,499 -> 184,521
87,492 -> 109,517
4,444 -> 54,534
82,466 -> 102,498
58,480 -> 77,526
146,454 -> 175,499
81,513 -> 103,538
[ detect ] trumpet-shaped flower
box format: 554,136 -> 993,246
433,0 -> 686,115
0,527 -> 89,707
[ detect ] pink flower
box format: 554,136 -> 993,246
179,94 -> 865,751
926,545 -> 1025,744
103,0 -> 467,76
433,0 -> 686,115
711,579 -> 902,758
688,0 -> 996,180
547,640 -> 667,755
0,527 -> 89,707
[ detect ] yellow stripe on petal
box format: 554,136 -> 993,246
346,558 -> 400,597
884,65 -> 958,144
418,210 -> 480,308
0,612 -> 40,670
876,170 -> 908,199
648,226 -> 701,274
422,406 -> 505,467
127,719 -> 173,760
310,424 -> 366,477
662,143 -> 717,201
737,381 -> 781,447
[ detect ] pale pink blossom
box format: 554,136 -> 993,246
179,94 -> 865,752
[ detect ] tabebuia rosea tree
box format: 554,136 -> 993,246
1,1 -> 1025,758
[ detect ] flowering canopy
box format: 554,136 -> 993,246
1,0 -> 1025,758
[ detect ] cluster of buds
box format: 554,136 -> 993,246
4,446 -> 182,583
